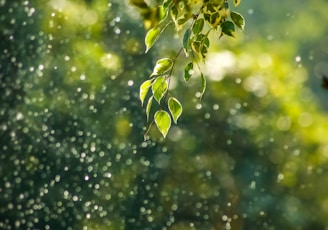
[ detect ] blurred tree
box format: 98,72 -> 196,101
1,0 -> 328,230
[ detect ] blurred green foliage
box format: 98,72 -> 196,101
1,0 -> 328,229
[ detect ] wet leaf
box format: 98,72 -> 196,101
139,79 -> 153,106
145,27 -> 161,53
152,76 -> 168,103
168,97 -> 182,124
184,62 -> 193,82
154,110 -> 171,138
231,11 -> 245,30
151,58 -> 173,77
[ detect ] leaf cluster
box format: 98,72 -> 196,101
137,0 -> 245,138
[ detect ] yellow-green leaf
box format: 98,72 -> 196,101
233,0 -> 241,7
151,58 -> 173,77
146,96 -> 153,121
145,27 -> 161,53
152,76 -> 168,103
200,73 -> 206,99
139,79 -> 153,106
168,97 -> 182,124
154,110 -> 171,138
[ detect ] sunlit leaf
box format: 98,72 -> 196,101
231,11 -> 245,30
145,27 -> 161,53
146,96 -> 153,121
139,79 -> 153,106
233,0 -> 241,7
154,110 -> 171,138
151,58 -> 173,77
200,73 -> 206,99
183,28 -> 191,55
184,62 -> 193,82
168,97 -> 182,124
158,5 -> 168,24
192,18 -> 204,34
152,76 -> 168,103
221,20 -> 235,37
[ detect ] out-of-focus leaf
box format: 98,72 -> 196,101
233,0 -> 241,7
168,97 -> 183,124
163,0 -> 172,9
146,96 -> 153,121
177,14 -> 190,26
158,5 -> 168,24
200,73 -> 206,99
154,110 -> 171,138
129,0 -> 148,9
150,58 -> 173,76
139,79 -> 153,106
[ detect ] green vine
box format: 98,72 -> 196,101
132,0 -> 245,138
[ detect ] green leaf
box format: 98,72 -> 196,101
168,97 -> 183,124
146,96 -> 153,121
233,0 -> 241,7
192,18 -> 204,34
158,6 -> 168,24
163,0 -> 172,9
151,58 -> 173,76
183,28 -> 191,55
191,41 -> 200,54
203,36 -> 210,47
231,11 -> 245,30
139,79 -> 153,106
200,73 -> 206,99
145,27 -> 161,53
152,76 -> 168,103
154,110 -> 171,138
129,0 -> 148,9
221,20 -> 235,37
184,62 -> 193,82
209,12 -> 221,27
170,5 -> 179,21
177,14 -> 190,26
